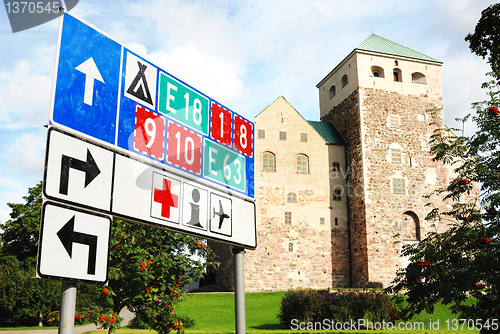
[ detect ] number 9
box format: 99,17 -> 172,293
145,118 -> 156,148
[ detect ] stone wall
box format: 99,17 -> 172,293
321,89 -> 369,287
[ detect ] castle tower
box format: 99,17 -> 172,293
316,34 -> 452,287
209,96 -> 349,291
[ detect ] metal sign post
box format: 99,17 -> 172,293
58,282 -> 77,334
233,247 -> 246,334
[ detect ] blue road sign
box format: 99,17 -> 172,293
51,14 -> 121,145
50,13 -> 254,200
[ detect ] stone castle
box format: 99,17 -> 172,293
210,34 -> 457,290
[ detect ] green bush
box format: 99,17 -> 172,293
277,289 -> 393,328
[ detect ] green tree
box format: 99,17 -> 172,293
92,219 -> 215,334
386,73 -> 500,329
0,182 -> 216,332
465,3 -> 500,80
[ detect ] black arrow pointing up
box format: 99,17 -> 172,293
59,148 -> 101,195
57,216 -> 98,275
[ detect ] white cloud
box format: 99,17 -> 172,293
0,60 -> 52,129
6,133 -> 46,176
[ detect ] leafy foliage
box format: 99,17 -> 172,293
465,4 -> 500,81
277,289 -> 393,328
0,181 -> 216,333
386,73 -> 500,323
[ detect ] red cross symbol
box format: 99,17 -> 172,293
153,178 -> 178,218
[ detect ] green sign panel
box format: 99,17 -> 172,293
203,139 -> 246,192
158,72 -> 210,135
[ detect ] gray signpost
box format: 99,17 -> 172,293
39,11 -> 256,334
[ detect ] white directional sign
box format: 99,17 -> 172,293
43,129 -> 114,212
37,201 -> 111,284
43,128 -> 257,249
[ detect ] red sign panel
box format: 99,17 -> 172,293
166,120 -> 202,175
233,114 -> 253,158
210,102 -> 233,147
133,105 -> 165,161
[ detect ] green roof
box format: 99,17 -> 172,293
307,121 -> 345,145
357,34 -> 441,63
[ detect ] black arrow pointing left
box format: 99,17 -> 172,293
57,216 -> 98,275
59,148 -> 101,195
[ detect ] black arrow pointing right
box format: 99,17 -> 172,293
59,148 -> 101,195
57,215 -> 98,275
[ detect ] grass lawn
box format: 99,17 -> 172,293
1,291 -> 482,334
172,291 -> 480,334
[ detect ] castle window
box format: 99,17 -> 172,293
393,68 -> 402,82
392,178 -> 406,195
258,129 -> 265,139
285,212 -> 292,225
418,113 -> 427,122
341,74 -> 348,88
333,187 -> 342,201
412,72 -> 427,84
421,138 -> 429,149
320,217 -> 325,225
391,149 -> 402,163
296,154 -> 309,173
263,152 -> 275,171
390,116 -> 400,129
287,192 -> 297,203
335,217 -> 339,226
288,243 -> 293,252
329,85 -> 336,99
394,60 -> 399,66
371,66 -> 385,78
300,133 -> 307,142
332,162 -> 340,171
279,131 -> 287,141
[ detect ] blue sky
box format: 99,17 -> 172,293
0,0 -> 495,223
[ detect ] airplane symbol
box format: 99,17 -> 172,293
213,200 -> 230,229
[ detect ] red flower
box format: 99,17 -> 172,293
102,288 -> 109,295
390,308 -> 396,312
179,325 -> 184,329
176,283 -> 179,287
146,286 -> 151,293
171,306 -> 174,311
486,208 -> 496,214
114,245 -> 120,250
480,237 -> 493,244
75,315 -> 80,320
457,178 -> 468,185
147,260 -> 152,265
458,216 -> 469,221
392,315 -> 400,320
418,261 -> 431,267
100,315 -> 106,322
473,283 -> 485,290
202,243 -> 207,248
178,277 -> 183,281
488,106 -> 499,115
110,317 -> 115,323
140,262 -> 146,271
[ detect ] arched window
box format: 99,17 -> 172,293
341,74 -> 348,88
393,68 -> 402,82
329,85 -> 336,99
412,72 -> 427,84
296,154 -> 309,174
287,192 -> 297,203
288,243 -> 293,252
402,211 -> 421,241
263,152 -> 275,171
371,66 -> 385,78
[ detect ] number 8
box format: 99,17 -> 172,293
239,124 -> 247,149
